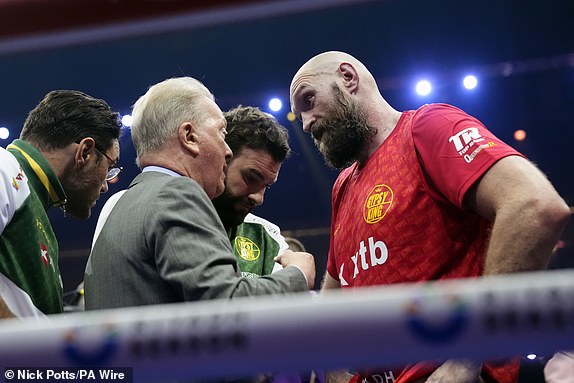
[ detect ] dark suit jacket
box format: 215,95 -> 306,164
84,171 -> 307,309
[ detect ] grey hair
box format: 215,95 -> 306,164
130,77 -> 214,159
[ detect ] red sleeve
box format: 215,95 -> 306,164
412,104 -> 524,208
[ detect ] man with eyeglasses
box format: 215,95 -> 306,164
0,90 -> 122,318
94,144 -> 123,182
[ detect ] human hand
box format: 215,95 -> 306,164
275,249 -> 315,289
425,359 -> 482,383
325,370 -> 353,383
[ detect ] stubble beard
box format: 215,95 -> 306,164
212,187 -> 251,230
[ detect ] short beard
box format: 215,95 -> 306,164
311,85 -> 375,169
212,188 -> 249,230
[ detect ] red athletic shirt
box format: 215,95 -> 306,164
327,103 -> 522,382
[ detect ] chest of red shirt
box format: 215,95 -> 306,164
329,118 -> 485,287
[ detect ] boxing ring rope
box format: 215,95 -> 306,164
1,269 -> 573,382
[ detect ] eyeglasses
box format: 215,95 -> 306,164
94,145 -> 123,181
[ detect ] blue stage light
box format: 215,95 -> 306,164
268,98 -> 282,112
121,115 -> 133,127
0,127 -> 10,140
463,75 -> 478,90
415,80 -> 432,96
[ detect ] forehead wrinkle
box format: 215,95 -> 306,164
289,84 -> 308,115
291,68 -> 337,94
289,74 -> 310,110
290,70 -> 333,115
252,159 -> 280,182
236,149 -> 281,183
291,67 -> 333,89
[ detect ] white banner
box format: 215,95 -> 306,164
0,269 -> 572,382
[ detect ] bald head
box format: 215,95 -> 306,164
289,51 -> 400,167
292,51 -> 367,77
290,51 -> 375,101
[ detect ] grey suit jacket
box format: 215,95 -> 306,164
84,171 -> 307,310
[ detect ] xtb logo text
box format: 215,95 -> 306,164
339,237 -> 388,286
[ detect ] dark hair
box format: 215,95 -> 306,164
20,90 -> 122,151
224,105 -> 290,162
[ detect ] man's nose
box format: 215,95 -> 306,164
100,179 -> 109,194
301,113 -> 315,133
224,142 -> 233,161
249,188 -> 265,207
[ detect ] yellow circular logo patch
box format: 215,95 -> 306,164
363,184 -> 393,224
234,236 -> 261,261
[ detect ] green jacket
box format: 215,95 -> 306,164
228,213 -> 287,278
0,140 -> 66,316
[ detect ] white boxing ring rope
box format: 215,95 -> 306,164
1,269 -> 573,381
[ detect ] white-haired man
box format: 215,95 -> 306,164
85,77 -> 315,309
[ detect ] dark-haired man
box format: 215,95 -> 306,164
213,106 -> 318,383
0,90 -> 122,318
212,105 -> 293,278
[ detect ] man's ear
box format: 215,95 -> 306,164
178,122 -> 200,155
338,62 -> 359,94
75,137 -> 96,167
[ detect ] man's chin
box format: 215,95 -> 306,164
236,211 -> 249,224
222,214 -> 246,230
231,208 -> 250,225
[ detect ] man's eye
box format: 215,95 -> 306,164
304,94 -> 314,106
